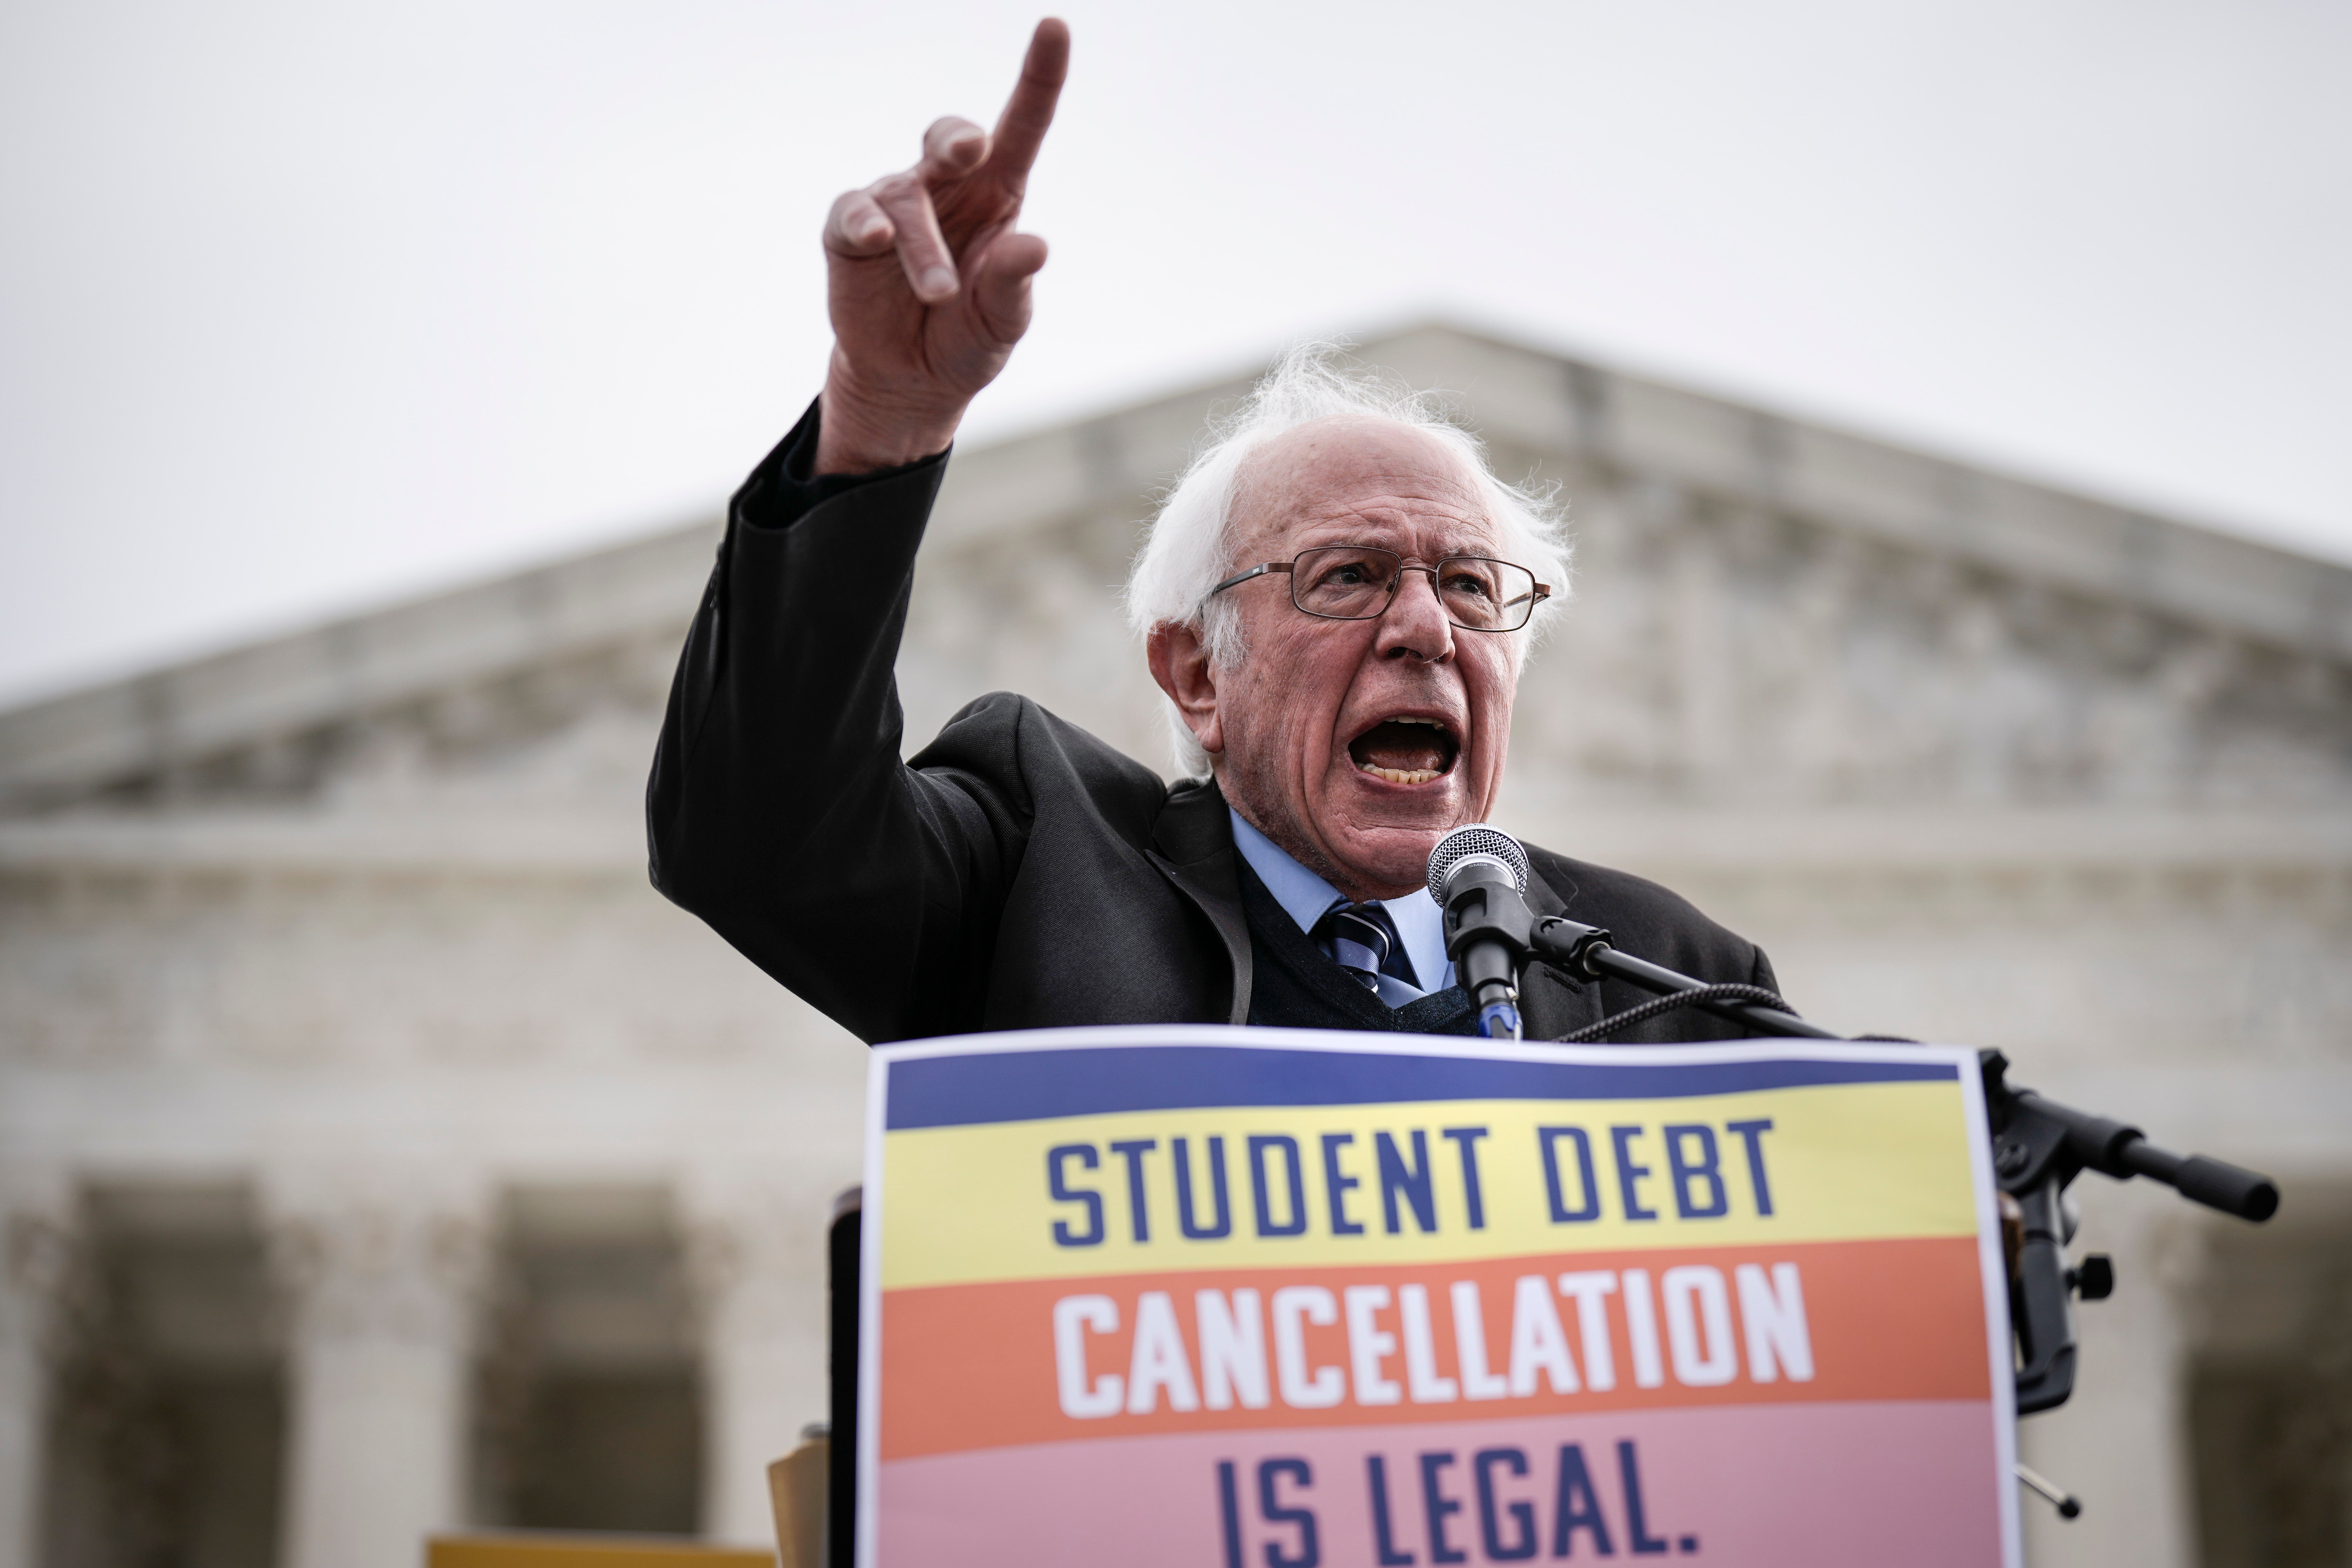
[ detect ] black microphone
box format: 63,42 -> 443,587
1426,824 -> 1536,1040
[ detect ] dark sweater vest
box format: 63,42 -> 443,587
1236,857 -> 1477,1036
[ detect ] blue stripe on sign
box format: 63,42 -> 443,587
883,1045 -> 1956,1130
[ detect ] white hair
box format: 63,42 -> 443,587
1124,342 -> 1573,777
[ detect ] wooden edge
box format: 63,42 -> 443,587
428,1536 -> 773,1567
767,1438 -> 830,1568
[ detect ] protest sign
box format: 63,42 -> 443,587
859,1026 -> 2018,1566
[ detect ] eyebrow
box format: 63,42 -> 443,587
1285,532 -> 1510,558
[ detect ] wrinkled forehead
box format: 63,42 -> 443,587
1228,415 -> 1499,561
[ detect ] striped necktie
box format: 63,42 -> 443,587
1314,901 -> 1402,993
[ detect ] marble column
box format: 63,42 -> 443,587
0,1178 -> 71,1568
2015,1186 -> 2203,1568
688,1178 -> 836,1546
269,1177 -> 488,1568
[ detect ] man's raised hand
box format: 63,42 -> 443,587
815,18 -> 1069,476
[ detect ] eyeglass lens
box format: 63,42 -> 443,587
1290,546 -> 1538,631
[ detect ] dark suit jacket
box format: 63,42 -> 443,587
646,410 -> 1780,1046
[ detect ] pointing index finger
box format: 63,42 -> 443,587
983,17 -> 1069,192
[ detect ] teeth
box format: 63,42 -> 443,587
1358,762 -> 1442,785
1388,716 -> 1448,730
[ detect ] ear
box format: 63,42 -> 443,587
1146,621 -> 1224,757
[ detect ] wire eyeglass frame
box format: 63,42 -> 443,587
1205,544 -> 1551,633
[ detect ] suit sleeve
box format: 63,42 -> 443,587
644,401 -> 1028,1043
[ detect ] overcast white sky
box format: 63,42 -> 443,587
2,0 -> 2345,706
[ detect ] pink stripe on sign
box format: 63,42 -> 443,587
875,1400 -> 2003,1568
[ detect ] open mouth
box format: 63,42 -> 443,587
1347,716 -> 1460,786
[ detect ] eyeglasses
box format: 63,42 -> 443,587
1206,545 -> 1551,633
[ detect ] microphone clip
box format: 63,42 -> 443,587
1528,915 -> 1617,979
1437,858 -> 1537,1042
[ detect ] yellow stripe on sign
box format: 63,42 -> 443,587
880,1081 -> 1977,1289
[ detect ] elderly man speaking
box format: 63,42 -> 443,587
646,19 -> 1778,1044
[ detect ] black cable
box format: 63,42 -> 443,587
1553,983 -> 1805,1044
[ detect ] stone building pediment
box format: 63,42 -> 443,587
1,322 -> 2347,869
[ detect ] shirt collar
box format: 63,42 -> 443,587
1226,808 -> 1455,1000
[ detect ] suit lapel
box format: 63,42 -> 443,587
1148,780 -> 1253,1026
1519,863 -> 1603,1042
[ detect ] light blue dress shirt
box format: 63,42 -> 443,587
1228,808 -> 1456,1007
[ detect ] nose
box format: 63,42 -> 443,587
1375,565 -> 1455,663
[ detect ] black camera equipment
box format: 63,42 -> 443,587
1429,823 -> 2281,1514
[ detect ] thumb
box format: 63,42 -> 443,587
968,231 -> 1049,343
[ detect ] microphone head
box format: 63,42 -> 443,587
1426,823 -> 1531,903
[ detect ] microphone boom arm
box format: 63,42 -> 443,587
1508,914 -> 2280,1419
1529,916 -> 1840,1039
1422,819 -> 2276,1421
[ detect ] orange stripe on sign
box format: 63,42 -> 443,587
878,1236 -> 1989,1460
